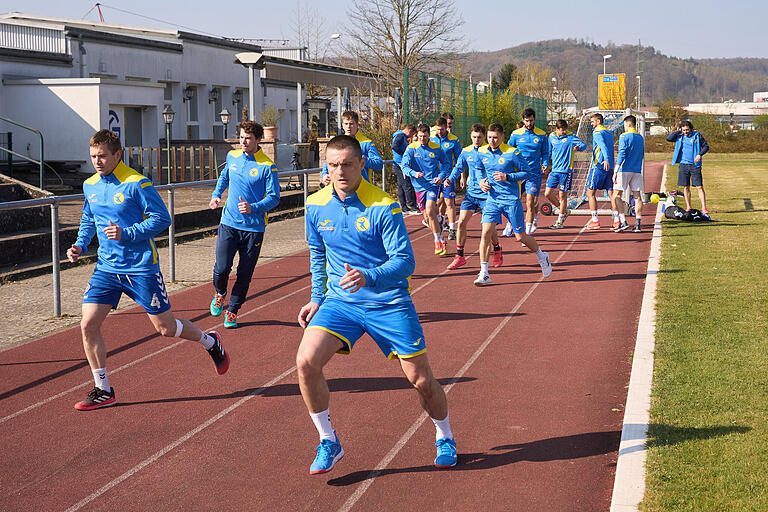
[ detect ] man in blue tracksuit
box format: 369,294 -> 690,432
431,116 -> 462,240
666,120 -> 710,216
507,108 -> 550,235
321,110 -> 383,184
613,115 -> 646,232
391,124 -> 418,213
586,113 -> 619,230
296,134 -> 457,475
67,130 -> 229,411
209,120 -> 280,328
545,119 -> 587,229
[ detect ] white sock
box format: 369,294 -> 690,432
433,232 -> 440,242
558,214 -> 565,223
525,222 -> 532,234
480,262 -> 489,274
199,331 -> 215,350
635,215 -> 642,223
449,222 -> 455,230
431,412 -> 453,441
619,213 -> 626,223
506,222 -> 512,229
612,210 -> 619,219
92,368 -> 110,392
590,211 -> 598,221
309,409 -> 336,441
534,215 -> 538,224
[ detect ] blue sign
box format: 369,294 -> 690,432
108,109 -> 121,139
602,76 -> 619,83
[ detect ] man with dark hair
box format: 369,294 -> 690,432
321,111 -> 383,184
297,134 -> 457,474
613,115 -> 645,232
431,116 -> 462,240
402,124 -> 452,256
586,113 -> 619,230
67,130 -> 229,410
392,123 -> 419,214
666,120 -> 710,217
507,108 -> 550,236
545,120 -> 587,229
474,123 -> 552,286
208,120 -> 280,328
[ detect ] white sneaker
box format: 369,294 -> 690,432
503,223 -> 513,237
538,251 -> 552,278
473,273 -> 492,286
530,223 -> 537,234
407,210 -> 421,216
421,219 -> 430,228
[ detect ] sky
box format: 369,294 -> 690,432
3,0 -> 767,60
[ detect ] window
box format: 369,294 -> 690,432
187,86 -> 198,122
164,82 -> 173,101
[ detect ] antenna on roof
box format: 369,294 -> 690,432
82,3 -> 105,22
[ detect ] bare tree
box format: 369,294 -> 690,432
289,2 -> 334,62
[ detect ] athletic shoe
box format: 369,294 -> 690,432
448,229 -> 456,240
440,241 -> 448,254
210,293 -> 225,316
492,246 -> 503,267
538,251 -> 552,278
586,219 -> 601,230
434,241 -> 446,256
447,255 -> 466,270
632,223 -> 642,233
473,273 -> 492,286
434,437 -> 458,468
421,219 -> 430,229
502,223 -> 513,237
309,433 -> 344,475
407,209 -> 422,216
550,221 -> 563,229
612,218 -> 620,230
74,386 -> 116,411
614,221 -> 630,232
206,331 -> 230,375
224,311 -> 238,329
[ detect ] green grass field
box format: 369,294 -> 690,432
641,154 -> 768,511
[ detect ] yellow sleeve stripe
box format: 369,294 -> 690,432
140,181 -> 152,188
391,207 -> 402,215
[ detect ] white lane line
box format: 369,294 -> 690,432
0,285 -> 311,425
609,166 -> 666,512
337,226 -> 587,512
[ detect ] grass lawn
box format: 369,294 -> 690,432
641,154 -> 768,511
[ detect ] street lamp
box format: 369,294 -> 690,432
603,54 -> 612,75
219,108 -> 231,139
234,52 -> 266,121
162,105 -> 174,184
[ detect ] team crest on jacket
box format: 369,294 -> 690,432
498,158 -> 505,164
249,168 -> 258,176
113,192 -> 125,204
428,152 -> 435,158
444,143 -> 450,148
356,216 -> 370,232
533,138 -> 539,143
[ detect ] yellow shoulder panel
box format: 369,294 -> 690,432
533,127 -> 547,136
512,128 -> 526,135
427,141 -> 441,150
85,173 -> 100,185
463,144 -> 474,151
112,161 -> 148,184
306,185 -> 334,206
447,133 -> 459,141
499,143 -> 515,153
356,179 -> 396,208
254,148 -> 276,167
355,131 -> 372,144
229,149 -> 244,158
407,141 -> 420,150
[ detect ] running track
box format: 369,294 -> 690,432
0,163 -> 663,511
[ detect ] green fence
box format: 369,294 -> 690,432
402,67 -> 547,144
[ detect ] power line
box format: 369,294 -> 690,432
82,3 -> 227,39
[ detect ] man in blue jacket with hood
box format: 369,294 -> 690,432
666,120 -> 710,217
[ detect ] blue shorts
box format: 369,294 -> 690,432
460,193 -> 487,212
441,180 -> 456,199
83,268 -> 171,315
481,198 -> 525,233
586,166 -> 613,191
307,297 -> 426,360
415,185 -> 440,211
677,163 -> 703,187
546,171 -> 572,192
523,174 -> 543,195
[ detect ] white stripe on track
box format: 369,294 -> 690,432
337,226 -> 587,512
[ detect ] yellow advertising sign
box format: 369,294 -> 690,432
598,74 -> 626,110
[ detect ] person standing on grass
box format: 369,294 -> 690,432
613,115 -> 645,232
296,134 -> 457,474
666,120 -> 711,218
391,123 -> 419,214
209,120 -> 280,328
67,129 -> 229,411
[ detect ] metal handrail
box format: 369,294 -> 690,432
0,115 -> 44,189
0,160 -> 394,317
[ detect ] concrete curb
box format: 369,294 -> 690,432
609,164 -> 667,511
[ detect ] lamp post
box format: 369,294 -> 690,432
162,104 -> 176,282
603,54 -> 612,75
636,74 -> 641,110
162,105 -> 175,184
219,107 -> 231,139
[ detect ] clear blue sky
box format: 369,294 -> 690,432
4,0 -> 767,59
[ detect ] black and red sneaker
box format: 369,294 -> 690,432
207,331 -> 230,375
74,386 -> 117,411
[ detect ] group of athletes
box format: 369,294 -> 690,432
65,103 -> 658,476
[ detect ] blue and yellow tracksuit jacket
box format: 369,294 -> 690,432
321,131 -> 384,181
667,130 -> 709,168
431,132 -> 462,165
305,179 -> 414,306
392,130 -> 409,167
591,125 -> 615,171
212,148 -> 280,232
508,127 -> 550,174
616,128 -> 645,173
400,141 -> 452,192
549,132 -> 587,173
449,144 -> 488,199
477,143 -> 532,203
75,161 -> 170,275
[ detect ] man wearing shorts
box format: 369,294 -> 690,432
545,119 -> 587,229
67,130 -> 229,411
474,123 -> 552,286
507,108 -> 549,235
444,123 -> 502,270
431,115 -> 462,240
401,124 -> 453,256
666,120 -> 710,217
586,113 -> 619,230
613,115 -> 645,232
297,134 -> 457,474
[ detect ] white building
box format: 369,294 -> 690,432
0,13 -> 374,170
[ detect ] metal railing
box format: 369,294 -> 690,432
0,115 -> 44,189
0,161 -> 393,317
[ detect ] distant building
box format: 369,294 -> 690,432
547,89 -> 578,121
754,92 -> 768,103
686,100 -> 768,130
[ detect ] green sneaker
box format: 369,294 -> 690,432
210,293 -> 225,316
224,311 -> 238,329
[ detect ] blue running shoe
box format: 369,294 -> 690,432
434,437 -> 457,468
309,434 -> 344,475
